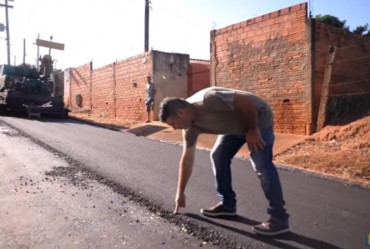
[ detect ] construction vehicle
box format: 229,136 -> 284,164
0,54 -> 69,118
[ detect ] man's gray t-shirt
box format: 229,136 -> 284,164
146,82 -> 155,98
184,87 -> 273,147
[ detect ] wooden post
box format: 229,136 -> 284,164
317,46 -> 336,131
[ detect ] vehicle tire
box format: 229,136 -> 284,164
0,105 -> 6,115
64,109 -> 70,118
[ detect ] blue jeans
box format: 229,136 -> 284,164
145,97 -> 154,112
210,127 -> 289,223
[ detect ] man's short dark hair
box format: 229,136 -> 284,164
159,97 -> 189,122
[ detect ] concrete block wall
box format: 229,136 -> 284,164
151,51 -> 189,117
211,3 -> 311,134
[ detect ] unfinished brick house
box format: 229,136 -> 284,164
210,2 -> 370,134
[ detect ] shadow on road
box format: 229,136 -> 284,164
126,124 -> 167,136
186,214 -> 343,249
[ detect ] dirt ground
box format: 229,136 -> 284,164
274,115 -> 370,186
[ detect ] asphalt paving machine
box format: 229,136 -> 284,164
0,55 -> 69,118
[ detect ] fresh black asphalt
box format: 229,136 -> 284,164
1,116 -> 369,249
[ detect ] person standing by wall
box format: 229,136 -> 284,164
145,76 -> 156,123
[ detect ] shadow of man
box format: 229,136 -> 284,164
186,213 -> 343,249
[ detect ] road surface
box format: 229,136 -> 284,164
0,120 -> 218,249
1,115 -> 369,249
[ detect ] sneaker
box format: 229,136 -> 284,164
200,203 -> 236,217
252,219 -> 290,236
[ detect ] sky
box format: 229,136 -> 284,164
0,0 -> 369,70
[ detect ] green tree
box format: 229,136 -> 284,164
315,14 -> 370,36
353,24 -> 370,36
315,14 -> 349,31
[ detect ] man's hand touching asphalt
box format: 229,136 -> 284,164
174,192 -> 186,214
246,129 -> 266,152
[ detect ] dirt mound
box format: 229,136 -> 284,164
314,115 -> 370,148
274,115 -> 370,185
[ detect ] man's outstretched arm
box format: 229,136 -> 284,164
174,131 -> 196,213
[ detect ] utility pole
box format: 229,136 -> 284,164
308,0 -> 313,18
0,0 -> 14,65
144,0 -> 150,52
49,35 -> 53,56
23,38 -> 25,65
36,34 -> 40,68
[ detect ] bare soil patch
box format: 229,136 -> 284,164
274,115 -> 370,186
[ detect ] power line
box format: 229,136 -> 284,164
330,90 -> 370,97
330,79 -> 370,86
336,41 -> 370,51
152,2 -> 211,31
335,55 -> 370,63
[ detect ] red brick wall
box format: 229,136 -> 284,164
91,64 -> 115,117
211,3 -> 310,134
188,59 -> 210,96
313,22 -> 370,126
69,52 -> 152,121
115,53 -> 152,121
70,63 -> 91,109
69,51 -> 205,122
